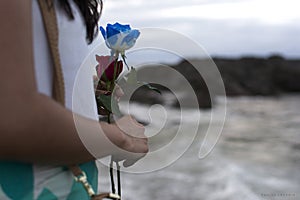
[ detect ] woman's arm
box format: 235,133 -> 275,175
0,0 -> 148,166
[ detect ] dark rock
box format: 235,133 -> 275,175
215,57 -> 280,96
128,55 -> 300,108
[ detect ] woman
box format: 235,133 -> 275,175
0,0 -> 148,199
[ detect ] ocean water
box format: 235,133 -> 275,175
97,95 -> 300,200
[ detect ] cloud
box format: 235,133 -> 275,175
161,0 -> 300,25
99,0 -> 300,58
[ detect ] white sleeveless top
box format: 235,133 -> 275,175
1,1 -> 99,199
32,0 -> 98,117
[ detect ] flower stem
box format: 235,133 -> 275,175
113,59 -> 118,88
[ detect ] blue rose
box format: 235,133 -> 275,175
100,23 -> 140,56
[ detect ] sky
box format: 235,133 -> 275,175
99,0 -> 300,59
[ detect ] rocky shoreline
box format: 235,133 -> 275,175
129,55 -> 300,108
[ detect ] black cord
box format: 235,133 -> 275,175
116,162 -> 122,199
110,159 -> 116,194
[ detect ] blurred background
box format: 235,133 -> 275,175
97,0 -> 300,199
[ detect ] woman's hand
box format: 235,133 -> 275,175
102,115 -> 148,167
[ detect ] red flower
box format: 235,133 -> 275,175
96,55 -> 123,81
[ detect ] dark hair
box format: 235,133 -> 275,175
58,0 -> 103,44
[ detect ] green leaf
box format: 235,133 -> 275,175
121,54 -> 129,70
111,97 -> 122,117
98,94 -> 122,117
126,67 -> 138,85
124,67 -> 161,94
141,82 -> 162,94
99,94 -> 112,113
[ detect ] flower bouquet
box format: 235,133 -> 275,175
94,22 -> 160,199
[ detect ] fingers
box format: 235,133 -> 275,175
96,80 -> 108,91
123,152 -> 147,167
116,115 -> 146,138
94,81 -> 124,102
120,126 -> 148,167
128,135 -> 148,153
113,141 -> 148,168
95,89 -> 111,96
97,107 -> 109,115
120,137 -> 148,167
109,115 -> 149,167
